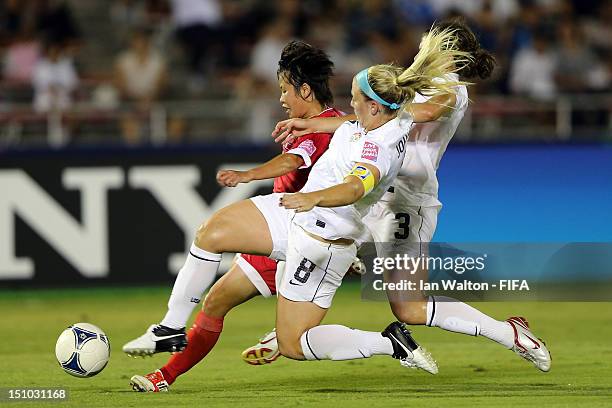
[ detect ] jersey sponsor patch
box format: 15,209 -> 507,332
297,139 -> 317,156
361,141 -> 379,161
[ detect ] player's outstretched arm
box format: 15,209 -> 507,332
280,162 -> 379,212
272,115 -> 355,144
217,153 -> 304,187
407,93 -> 457,123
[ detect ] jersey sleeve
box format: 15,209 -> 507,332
286,133 -> 332,169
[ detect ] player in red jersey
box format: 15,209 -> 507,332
219,102 -> 341,308
127,40 -> 342,391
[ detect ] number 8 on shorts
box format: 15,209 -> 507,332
279,224 -> 356,309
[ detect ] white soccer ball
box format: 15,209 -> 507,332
55,323 -> 110,378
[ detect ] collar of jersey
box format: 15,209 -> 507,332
361,116 -> 399,136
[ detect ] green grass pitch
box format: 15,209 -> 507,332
2,282 -> 611,407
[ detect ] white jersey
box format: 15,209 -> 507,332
381,73 -> 468,209
293,116 -> 412,241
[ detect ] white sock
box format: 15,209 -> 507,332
426,296 -> 513,348
300,325 -> 394,361
160,244 -> 221,329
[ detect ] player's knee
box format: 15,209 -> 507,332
277,334 -> 305,360
194,212 -> 231,253
391,300 -> 427,325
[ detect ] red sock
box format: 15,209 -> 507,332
160,310 -> 224,385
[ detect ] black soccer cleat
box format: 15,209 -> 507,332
382,321 -> 438,374
122,324 -> 188,356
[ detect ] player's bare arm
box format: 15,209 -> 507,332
217,153 -> 304,187
407,93 -> 457,123
280,162 -> 380,212
272,115 -> 350,143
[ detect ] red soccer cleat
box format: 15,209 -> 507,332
130,369 -> 169,392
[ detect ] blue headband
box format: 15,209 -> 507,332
355,68 -> 401,110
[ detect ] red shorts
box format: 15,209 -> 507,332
235,253 -> 277,297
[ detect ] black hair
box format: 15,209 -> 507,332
277,40 -> 334,106
434,18 -> 496,79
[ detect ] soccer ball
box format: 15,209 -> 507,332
55,323 -> 110,378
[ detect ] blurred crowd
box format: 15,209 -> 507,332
0,0 -> 611,145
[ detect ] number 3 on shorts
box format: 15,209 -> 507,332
394,212 -> 410,239
294,258 -> 316,283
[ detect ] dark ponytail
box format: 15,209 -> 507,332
433,18 -> 496,80
471,48 -> 496,79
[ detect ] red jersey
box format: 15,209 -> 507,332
273,107 -> 344,193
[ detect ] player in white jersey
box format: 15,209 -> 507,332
250,20 -> 551,373
123,28 -> 470,391
360,73 -> 468,251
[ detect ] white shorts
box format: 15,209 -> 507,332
250,193 -> 294,261
278,222 -> 357,309
360,203 -> 440,257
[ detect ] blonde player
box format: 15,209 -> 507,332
247,20 -> 551,373
124,28 -> 470,392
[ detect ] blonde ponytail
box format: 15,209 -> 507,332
364,27 -> 472,113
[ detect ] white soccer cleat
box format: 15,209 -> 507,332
122,324 -> 187,357
241,329 -> 281,365
130,369 -> 169,392
506,316 -> 551,372
399,346 -> 439,375
382,322 -> 438,374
